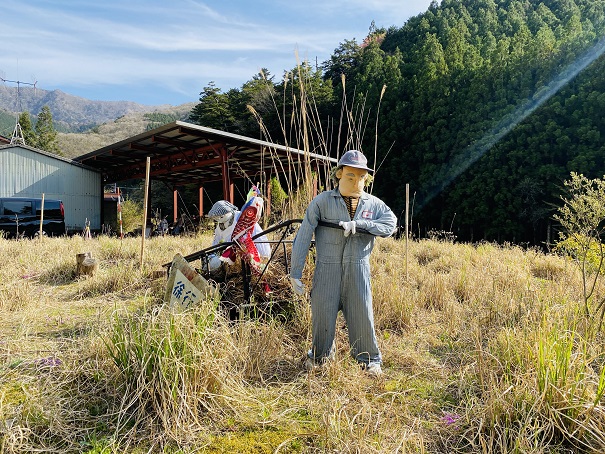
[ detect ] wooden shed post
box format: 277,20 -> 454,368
220,147 -> 233,203
100,178 -> 105,232
39,193 -> 45,239
173,188 -> 178,223
140,157 -> 151,267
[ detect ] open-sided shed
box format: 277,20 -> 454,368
75,121 -> 337,222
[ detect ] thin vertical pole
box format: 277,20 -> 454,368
140,157 -> 151,268
220,147 -> 233,202
198,186 -> 204,218
405,183 -> 409,280
39,193 -> 45,239
173,188 -> 178,223
117,187 -> 123,239
265,178 -> 272,228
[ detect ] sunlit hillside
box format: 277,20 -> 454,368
58,103 -> 195,158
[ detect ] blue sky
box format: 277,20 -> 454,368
1,0 -> 435,106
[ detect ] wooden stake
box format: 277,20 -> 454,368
140,157 -> 151,268
405,184 -> 409,280
76,252 -> 98,277
118,187 -> 123,239
39,193 -> 45,239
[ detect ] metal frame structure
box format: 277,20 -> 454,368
164,219 -> 304,305
162,218 -> 372,310
75,121 -> 336,221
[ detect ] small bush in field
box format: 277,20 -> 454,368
554,172 -> 605,322
119,198 -> 144,233
270,177 -> 288,211
554,235 -> 605,275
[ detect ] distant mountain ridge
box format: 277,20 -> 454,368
0,86 -> 180,132
57,103 -> 195,158
0,85 -> 196,157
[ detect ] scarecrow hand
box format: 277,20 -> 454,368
290,277 -> 306,296
339,220 -> 357,237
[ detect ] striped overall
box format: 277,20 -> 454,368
290,188 -> 397,366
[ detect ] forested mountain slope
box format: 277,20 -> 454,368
0,102 -> 193,158
189,0 -> 605,245
57,105 -> 194,158
0,86 -> 169,132
373,0 -> 605,244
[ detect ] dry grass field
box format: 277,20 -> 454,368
1,231 -> 604,453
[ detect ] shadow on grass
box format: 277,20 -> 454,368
36,262 -> 78,285
41,323 -> 94,340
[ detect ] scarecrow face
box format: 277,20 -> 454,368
336,165 -> 368,197
212,211 -> 234,226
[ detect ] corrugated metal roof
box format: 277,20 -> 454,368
0,143 -> 99,172
74,121 -> 337,185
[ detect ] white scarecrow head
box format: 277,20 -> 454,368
207,200 -> 238,230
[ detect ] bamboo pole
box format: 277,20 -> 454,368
39,193 -> 45,239
405,184 -> 409,280
140,157 -> 151,268
117,187 -> 123,239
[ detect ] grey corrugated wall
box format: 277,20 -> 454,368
0,145 -> 102,231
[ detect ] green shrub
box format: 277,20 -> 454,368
554,235 -> 605,275
119,198 -> 144,233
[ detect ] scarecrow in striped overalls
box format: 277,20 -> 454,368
289,150 -> 397,377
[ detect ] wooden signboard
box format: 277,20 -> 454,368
164,253 -> 216,310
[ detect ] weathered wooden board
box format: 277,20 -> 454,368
164,253 -> 216,310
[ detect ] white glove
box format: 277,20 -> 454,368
208,255 -> 223,271
339,220 -> 357,237
290,277 -> 306,295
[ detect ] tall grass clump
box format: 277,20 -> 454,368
431,273 -> 605,451
106,298 -> 227,443
244,58 -> 386,222
451,315 -> 605,453
104,293 -> 310,449
534,319 -> 605,449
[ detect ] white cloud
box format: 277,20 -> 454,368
0,0 -> 435,104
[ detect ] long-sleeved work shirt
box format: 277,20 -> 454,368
290,188 -> 396,279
